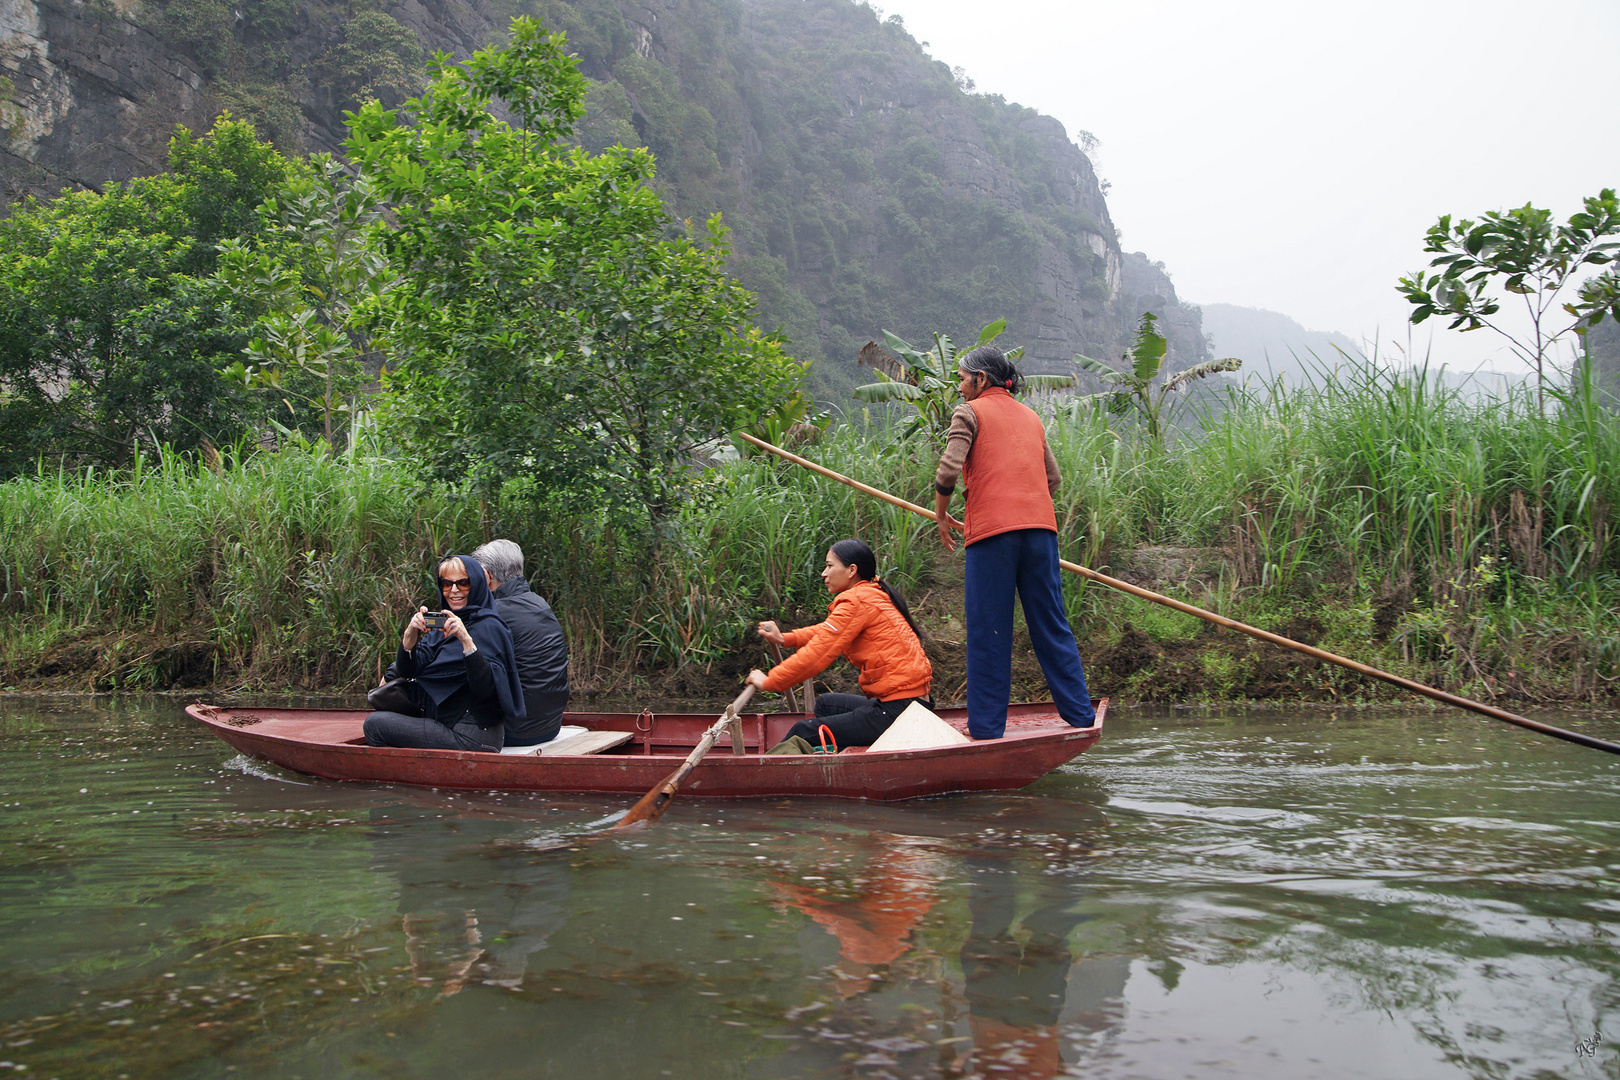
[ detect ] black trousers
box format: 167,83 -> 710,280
779,693 -> 930,751
363,710 -> 503,753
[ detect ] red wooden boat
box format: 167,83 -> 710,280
186,700 -> 1106,801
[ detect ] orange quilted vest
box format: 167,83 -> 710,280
962,388 -> 1058,545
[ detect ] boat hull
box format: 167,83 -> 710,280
185,700 -> 1105,801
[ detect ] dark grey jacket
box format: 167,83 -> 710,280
492,578 -> 570,745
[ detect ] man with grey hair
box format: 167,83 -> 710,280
471,539 -> 570,745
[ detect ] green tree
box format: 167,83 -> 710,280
852,319 -> 1075,441
1398,189 -> 1620,414
0,119 -> 299,474
215,158 -> 391,448
1068,312 -> 1241,447
347,17 -> 802,537
313,10 -> 424,110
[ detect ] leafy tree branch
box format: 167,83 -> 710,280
1398,188 -> 1620,413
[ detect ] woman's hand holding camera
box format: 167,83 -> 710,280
442,612 -> 474,651
403,607 -> 469,650
403,606 -> 430,649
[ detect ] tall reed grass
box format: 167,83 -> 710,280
1033,360 -> 1620,697
0,440 -> 483,689
1,364 -> 1615,701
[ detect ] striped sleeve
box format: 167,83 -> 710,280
934,404 -> 978,494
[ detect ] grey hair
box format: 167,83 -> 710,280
959,345 -> 1024,394
470,539 -> 525,586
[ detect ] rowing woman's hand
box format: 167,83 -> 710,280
756,620 -> 785,646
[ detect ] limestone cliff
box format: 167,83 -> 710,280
0,0 -> 211,201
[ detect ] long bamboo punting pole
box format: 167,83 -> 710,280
737,431 -> 1620,756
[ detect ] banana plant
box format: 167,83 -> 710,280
852,318 -> 1075,441
1066,312 -> 1242,446
734,387 -> 831,451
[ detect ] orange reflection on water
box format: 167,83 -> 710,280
772,833 -> 942,994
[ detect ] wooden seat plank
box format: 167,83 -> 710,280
534,730 -> 635,757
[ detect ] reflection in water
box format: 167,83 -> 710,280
958,851 -> 1108,1078
772,833 -> 941,997
765,826 -> 1130,1078
1,698 -> 1618,1078
368,804 -> 571,994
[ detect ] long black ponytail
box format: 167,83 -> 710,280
829,538 -> 925,643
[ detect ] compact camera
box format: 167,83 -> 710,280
422,611 -> 449,631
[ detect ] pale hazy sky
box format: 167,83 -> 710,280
881,0 -> 1620,371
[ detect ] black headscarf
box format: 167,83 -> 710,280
412,555 -> 527,721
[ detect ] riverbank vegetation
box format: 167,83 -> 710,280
0,17 -> 1615,709
1,358 -> 1615,707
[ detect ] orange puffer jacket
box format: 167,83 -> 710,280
761,580 -> 932,701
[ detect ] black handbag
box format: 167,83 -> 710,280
367,678 -> 425,716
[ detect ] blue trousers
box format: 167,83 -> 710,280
964,528 -> 1095,738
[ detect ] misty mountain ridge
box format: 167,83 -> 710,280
1200,302 -> 1540,397
1200,303 -> 1360,384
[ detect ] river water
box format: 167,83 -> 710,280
1,697 -> 1617,1080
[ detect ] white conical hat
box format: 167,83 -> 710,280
868,701 -> 971,752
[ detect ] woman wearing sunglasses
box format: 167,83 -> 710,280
363,554 -> 527,752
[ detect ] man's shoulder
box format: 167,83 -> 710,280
497,588 -> 558,620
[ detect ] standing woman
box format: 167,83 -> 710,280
934,346 -> 1095,739
747,539 -> 932,751
364,555 -> 527,753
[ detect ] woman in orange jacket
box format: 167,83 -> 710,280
746,538 -> 932,751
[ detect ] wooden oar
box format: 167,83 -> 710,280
737,431 -> 1620,757
613,684 -> 758,829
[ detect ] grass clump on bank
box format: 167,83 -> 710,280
1,364 -> 1616,707
0,441 -> 477,690
1043,360 -> 1620,703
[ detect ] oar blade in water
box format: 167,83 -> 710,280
613,684 -> 757,830
615,770 -> 681,829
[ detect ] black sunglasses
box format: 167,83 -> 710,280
438,576 -> 471,590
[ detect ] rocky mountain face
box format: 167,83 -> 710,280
0,0 -> 1207,390
0,0 -> 207,200
1587,317 -> 1620,406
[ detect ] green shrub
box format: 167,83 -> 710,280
313,11 -> 423,108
